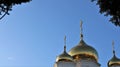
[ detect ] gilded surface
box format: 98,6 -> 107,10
56,51 -> 73,62
69,40 -> 98,61
108,55 -> 120,66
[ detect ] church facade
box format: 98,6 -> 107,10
54,22 -> 120,67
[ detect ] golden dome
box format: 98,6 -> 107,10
68,39 -> 98,61
56,46 -> 73,62
108,41 -> 120,66
108,51 -> 120,66
108,55 -> 120,66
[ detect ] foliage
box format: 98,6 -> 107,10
91,0 -> 120,26
0,0 -> 31,20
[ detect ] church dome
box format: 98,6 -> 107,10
56,50 -> 73,62
69,39 -> 98,62
108,41 -> 120,66
56,46 -> 73,62
108,55 -> 120,66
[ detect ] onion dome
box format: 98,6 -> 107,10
68,37 -> 98,62
108,41 -> 120,66
56,36 -> 73,62
56,45 -> 73,62
108,53 -> 120,66
68,21 -> 98,62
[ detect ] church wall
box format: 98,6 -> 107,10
111,66 -> 120,67
76,60 -> 100,67
54,61 -> 76,67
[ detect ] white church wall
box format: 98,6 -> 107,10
76,59 -> 100,67
54,61 -> 76,67
111,66 -> 120,67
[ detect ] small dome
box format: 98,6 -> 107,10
108,41 -> 120,66
69,39 -> 98,61
56,45 -> 73,62
56,51 -> 73,62
108,54 -> 120,66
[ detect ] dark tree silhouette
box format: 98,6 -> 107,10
91,0 -> 120,26
0,0 -> 31,20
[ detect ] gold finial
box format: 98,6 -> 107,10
64,35 -> 66,51
80,20 -> 83,34
80,20 -> 83,40
112,41 -> 115,55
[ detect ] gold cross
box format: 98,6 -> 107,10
64,35 -> 66,51
112,41 -> 115,51
80,20 -> 83,34
112,40 -> 115,55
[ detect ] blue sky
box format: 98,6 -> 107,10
0,0 -> 120,67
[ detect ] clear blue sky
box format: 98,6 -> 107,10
0,0 -> 120,67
